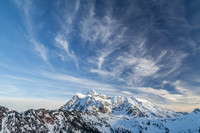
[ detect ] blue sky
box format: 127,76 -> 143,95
0,0 -> 200,112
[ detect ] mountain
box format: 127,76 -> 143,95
60,90 -> 181,118
1,90 -> 200,133
0,106 -> 102,133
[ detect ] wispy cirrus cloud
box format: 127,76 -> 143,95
55,0 -> 80,33
55,34 -> 78,67
68,0 -> 80,24
0,62 -> 118,97
40,71 -> 117,92
53,0 -> 80,66
121,78 -> 200,112
79,2 -> 128,80
13,0 -> 48,62
78,1 -> 189,87
30,39 -> 48,62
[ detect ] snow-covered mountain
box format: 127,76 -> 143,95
61,90 -> 181,118
1,90 -> 200,133
0,106 -> 102,133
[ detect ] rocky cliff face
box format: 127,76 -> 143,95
1,91 -> 200,133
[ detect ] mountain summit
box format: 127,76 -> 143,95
61,90 -> 181,118
87,89 -> 98,95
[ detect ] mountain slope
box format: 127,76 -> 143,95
0,107 -> 103,133
0,105 -> 200,133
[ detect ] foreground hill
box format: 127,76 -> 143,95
1,90 -> 200,133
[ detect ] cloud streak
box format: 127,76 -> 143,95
40,72 -> 117,92
13,0 -> 48,62
30,39 -> 48,62
122,79 -> 200,112
55,34 -> 78,66
53,0 -> 81,66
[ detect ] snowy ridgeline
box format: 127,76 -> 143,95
0,90 -> 200,133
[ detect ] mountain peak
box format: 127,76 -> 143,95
87,89 -> 98,95
192,108 -> 200,114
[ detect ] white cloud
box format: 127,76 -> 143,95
126,86 -> 180,102
66,0 -> 80,25
79,4 -> 163,84
97,52 -> 107,70
89,49 -> 116,76
13,0 -> 49,62
126,80 -> 200,112
121,91 -> 134,96
30,39 -> 48,62
55,34 -> 78,67
74,0 -> 80,16
154,51 -> 188,78
171,81 -> 200,103
80,3 -> 129,81
40,72 -> 117,92
134,58 -> 159,77
116,53 -> 160,84
79,2 -> 189,87
89,43 -> 187,85
54,0 -> 80,66
90,69 -> 115,76
80,3 -> 120,45
81,15 -> 115,44
155,50 -> 168,63
55,35 -> 75,59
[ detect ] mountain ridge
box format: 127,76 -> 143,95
61,90 -> 182,118
0,90 -> 200,133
